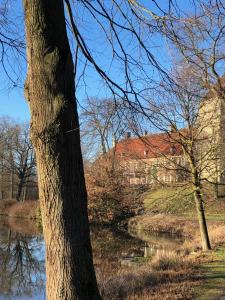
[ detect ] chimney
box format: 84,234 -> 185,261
112,135 -> 116,147
125,132 -> 131,139
169,123 -> 177,133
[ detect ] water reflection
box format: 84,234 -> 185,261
91,226 -> 145,261
0,219 -> 183,299
0,219 -> 45,300
128,227 -> 183,258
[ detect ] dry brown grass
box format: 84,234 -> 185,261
7,217 -> 41,235
183,222 -> 225,250
209,224 -> 225,245
0,199 -> 40,219
129,214 -> 225,251
8,200 -> 39,219
127,278 -> 200,300
151,251 -> 186,271
0,199 -> 17,215
98,253 -> 200,300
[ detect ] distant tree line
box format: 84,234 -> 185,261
0,117 -> 38,201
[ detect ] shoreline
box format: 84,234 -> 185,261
127,213 -> 225,299
1,199 -> 225,299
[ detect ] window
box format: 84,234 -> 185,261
170,145 -> 176,155
144,150 -> 149,157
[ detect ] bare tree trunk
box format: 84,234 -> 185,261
191,164 -> 211,251
23,1 -> 101,299
188,153 -> 211,251
100,136 -> 107,155
22,183 -> 27,202
194,188 -> 211,251
16,174 -> 24,201
10,170 -> 14,199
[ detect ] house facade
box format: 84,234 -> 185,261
197,92 -> 225,195
114,132 -> 187,185
113,90 -> 225,187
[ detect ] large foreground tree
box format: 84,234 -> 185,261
23,0 -> 101,299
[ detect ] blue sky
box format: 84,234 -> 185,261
0,0 -> 28,120
0,0 -> 196,122
0,86 -> 29,121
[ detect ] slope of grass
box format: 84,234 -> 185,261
143,185 -> 225,218
144,185 -> 195,215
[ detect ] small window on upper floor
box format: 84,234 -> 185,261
144,149 -> 149,157
170,145 -> 176,155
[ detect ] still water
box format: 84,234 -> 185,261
0,217 -> 182,300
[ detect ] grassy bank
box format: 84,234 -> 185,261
128,213 -> 225,299
195,247 -> 225,300
129,214 -> 225,249
126,183 -> 225,299
129,214 -> 197,237
143,185 -> 225,218
0,214 -> 42,235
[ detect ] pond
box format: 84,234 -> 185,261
0,217 -> 183,300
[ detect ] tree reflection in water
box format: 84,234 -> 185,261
0,226 -> 45,299
0,222 -> 176,299
0,222 -> 146,299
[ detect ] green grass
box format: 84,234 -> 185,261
204,214 -> 225,221
143,185 -> 225,219
141,186 -> 225,299
194,247 -> 225,300
144,185 -> 195,214
132,256 -> 150,263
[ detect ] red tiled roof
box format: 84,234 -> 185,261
114,132 -> 183,159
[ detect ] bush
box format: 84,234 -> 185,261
86,157 -> 130,224
8,200 -> 39,219
151,252 -> 185,271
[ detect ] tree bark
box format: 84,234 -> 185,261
191,163 -> 211,251
188,153 -> 211,251
194,188 -> 211,251
23,1 -> 101,299
10,170 -> 14,199
23,183 -> 27,202
16,173 -> 24,201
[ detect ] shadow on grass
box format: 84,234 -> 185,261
195,249 -> 225,300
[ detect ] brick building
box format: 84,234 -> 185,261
197,90 -> 225,195
114,132 -> 187,185
113,86 -> 225,187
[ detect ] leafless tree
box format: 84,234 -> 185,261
17,0 -> 225,296
0,0 -> 25,87
127,60 -> 225,250
64,0 -> 225,253
0,118 -> 36,201
80,97 -> 131,158
0,229 -> 45,297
